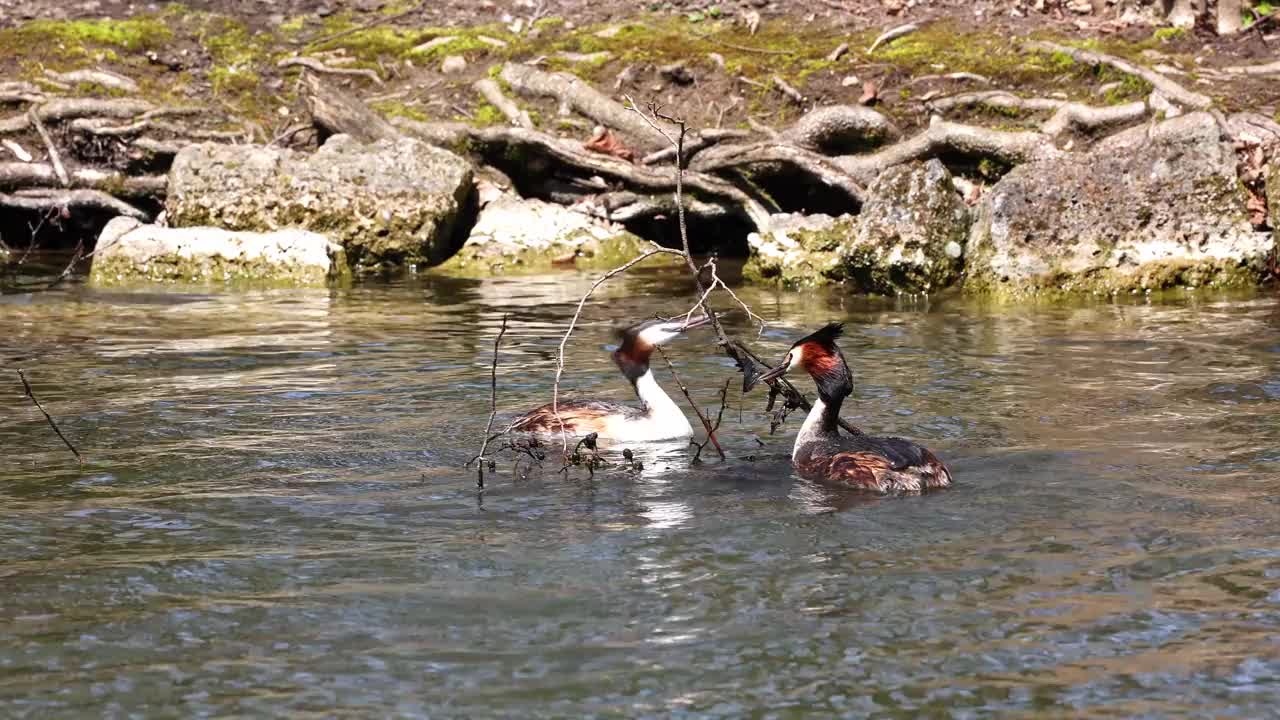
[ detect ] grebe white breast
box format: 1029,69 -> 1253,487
512,315 -> 712,442
752,323 -> 952,494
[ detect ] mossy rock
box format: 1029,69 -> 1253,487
965,112 -> 1272,298
166,135 -> 473,272
433,195 -> 667,277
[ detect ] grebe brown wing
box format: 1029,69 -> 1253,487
801,435 -> 952,493
511,399 -> 643,434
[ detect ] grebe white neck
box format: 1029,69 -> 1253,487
794,396 -> 827,462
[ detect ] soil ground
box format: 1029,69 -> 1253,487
3,0 -> 1277,145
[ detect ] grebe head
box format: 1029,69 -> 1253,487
753,323 -> 853,400
612,314 -> 713,381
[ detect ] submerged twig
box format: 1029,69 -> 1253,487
17,369 -> 82,464
467,314 -> 509,488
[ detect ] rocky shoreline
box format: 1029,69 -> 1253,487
1,4 -> 1278,296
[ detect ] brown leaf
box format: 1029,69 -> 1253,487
583,127 -> 635,162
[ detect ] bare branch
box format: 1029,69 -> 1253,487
468,314 -> 509,488
17,369 -> 83,464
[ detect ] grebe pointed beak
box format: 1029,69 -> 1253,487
747,359 -> 789,391
679,313 -> 713,331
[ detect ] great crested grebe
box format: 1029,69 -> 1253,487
511,315 -> 713,442
753,323 -> 953,493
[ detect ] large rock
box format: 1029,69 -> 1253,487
435,193 -> 653,276
166,134 -> 473,271
88,217 -> 342,286
966,112 -> 1274,296
743,160 -> 969,294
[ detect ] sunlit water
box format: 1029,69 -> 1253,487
2,262 -> 1279,718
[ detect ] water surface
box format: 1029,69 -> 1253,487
3,267 -> 1280,717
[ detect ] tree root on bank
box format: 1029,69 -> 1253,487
0,99 -> 159,134
473,78 -> 533,129
0,189 -> 149,220
778,104 -> 901,154
640,128 -> 750,166
688,141 -> 866,206
926,91 -> 1149,138
572,190 -> 735,223
1024,41 -> 1212,110
499,62 -> 680,149
0,162 -> 165,196
833,117 -> 1063,183
278,56 -> 383,85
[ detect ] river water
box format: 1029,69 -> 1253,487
2,263 -> 1279,718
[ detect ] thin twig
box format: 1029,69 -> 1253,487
691,379 -> 731,463
17,369 -> 82,464
868,23 -> 919,54
551,246 -> 682,456
468,314 -> 509,488
655,346 -> 725,460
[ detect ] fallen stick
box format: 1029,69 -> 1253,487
17,369 -> 83,464
473,77 -> 533,128
1219,58 -> 1280,76
1025,40 -> 1211,110
868,23 -> 918,54
278,56 -> 384,85
27,110 -> 68,187
67,117 -> 243,140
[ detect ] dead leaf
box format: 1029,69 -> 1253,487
584,127 -> 635,162
744,10 -> 761,35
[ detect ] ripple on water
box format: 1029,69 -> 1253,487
1,277 -> 1279,716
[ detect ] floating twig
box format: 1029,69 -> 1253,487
691,379 -> 732,464
17,369 -> 82,464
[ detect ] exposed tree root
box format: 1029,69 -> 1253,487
1024,41 -> 1212,110
0,189 -> 149,220
304,71 -> 402,142
689,141 -> 866,207
1217,59 -> 1280,76
927,91 -> 1149,138
0,99 -> 158,133
834,117 -> 1062,183
278,56 -> 383,85
499,62 -> 678,149
43,69 -> 139,94
572,190 -> 735,223
640,128 -> 750,165
0,162 -> 165,196
779,104 -> 901,154
473,78 -> 533,129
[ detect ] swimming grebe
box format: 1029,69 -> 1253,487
753,323 -> 952,493
511,315 -> 712,442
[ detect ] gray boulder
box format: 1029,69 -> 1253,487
89,217 -> 342,286
744,160 -> 969,294
166,134 -> 473,271
436,193 -> 651,275
966,112 -> 1273,296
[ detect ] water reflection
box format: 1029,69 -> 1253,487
0,272 -> 1278,716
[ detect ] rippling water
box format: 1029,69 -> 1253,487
2,263 -> 1279,717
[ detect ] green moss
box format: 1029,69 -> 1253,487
1152,27 -> 1186,42
471,103 -> 505,127
208,65 -> 260,95
372,100 -> 432,122
279,16 -> 307,35
965,258 -> 1264,301
11,17 -> 173,55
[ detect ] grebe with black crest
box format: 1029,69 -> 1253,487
512,315 -> 712,442
751,323 -> 952,493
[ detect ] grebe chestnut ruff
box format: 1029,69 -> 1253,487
753,323 -> 953,493
512,315 -> 713,442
